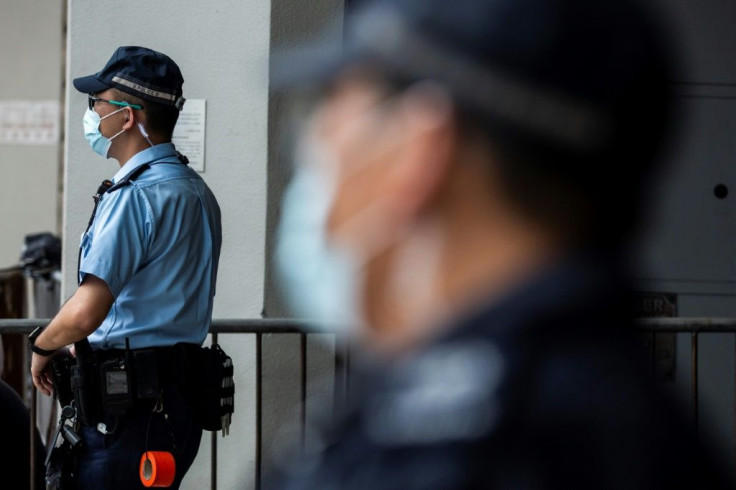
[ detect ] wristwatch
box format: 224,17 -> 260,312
28,326 -> 56,356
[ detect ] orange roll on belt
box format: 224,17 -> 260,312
140,451 -> 176,488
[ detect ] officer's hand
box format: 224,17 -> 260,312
31,352 -> 54,396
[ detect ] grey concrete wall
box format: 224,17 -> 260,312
265,0 -> 345,317
0,0 -> 63,268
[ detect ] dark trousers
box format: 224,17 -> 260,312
74,383 -> 202,489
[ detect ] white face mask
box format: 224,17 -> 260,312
83,107 -> 125,158
275,137 -> 363,331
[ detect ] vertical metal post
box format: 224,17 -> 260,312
255,332 -> 262,490
210,332 -> 218,490
57,0 -> 68,232
691,332 -> 699,438
300,333 -> 307,453
28,336 -> 36,490
649,333 -> 656,381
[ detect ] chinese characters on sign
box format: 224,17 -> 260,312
0,100 -> 60,145
172,99 -> 206,172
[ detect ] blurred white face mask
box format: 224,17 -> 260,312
275,136 -> 363,331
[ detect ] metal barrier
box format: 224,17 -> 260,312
633,317 -> 736,441
1,317 -> 734,489
0,318 -> 333,490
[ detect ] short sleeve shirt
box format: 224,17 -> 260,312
79,143 -> 222,349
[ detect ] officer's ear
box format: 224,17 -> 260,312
121,106 -> 136,131
386,83 -> 457,222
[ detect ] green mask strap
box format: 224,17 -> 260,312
108,100 -> 144,110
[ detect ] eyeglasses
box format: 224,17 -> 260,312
88,95 -> 144,111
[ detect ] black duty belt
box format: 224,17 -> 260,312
92,343 -> 200,387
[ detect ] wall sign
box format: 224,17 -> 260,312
172,99 -> 206,172
635,292 -> 677,382
0,100 -> 59,145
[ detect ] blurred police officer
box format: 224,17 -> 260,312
273,0 -> 734,488
30,46 -> 222,489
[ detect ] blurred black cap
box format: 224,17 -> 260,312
275,0 -> 675,163
73,46 -> 186,109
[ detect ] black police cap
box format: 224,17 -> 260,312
73,46 -> 186,110
275,0 -> 676,163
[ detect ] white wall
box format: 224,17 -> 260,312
0,0 -> 63,268
63,0 -> 270,487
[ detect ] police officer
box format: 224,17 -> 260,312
30,46 -> 222,489
272,0 -> 734,488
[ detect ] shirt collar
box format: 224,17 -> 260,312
112,143 -> 178,184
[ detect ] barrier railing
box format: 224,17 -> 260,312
633,317 -> 736,442
1,317 -> 733,489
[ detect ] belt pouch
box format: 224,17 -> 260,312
71,362 -> 100,426
100,358 -> 133,417
134,349 -> 160,400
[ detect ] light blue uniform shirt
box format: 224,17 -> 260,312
79,143 -> 222,349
